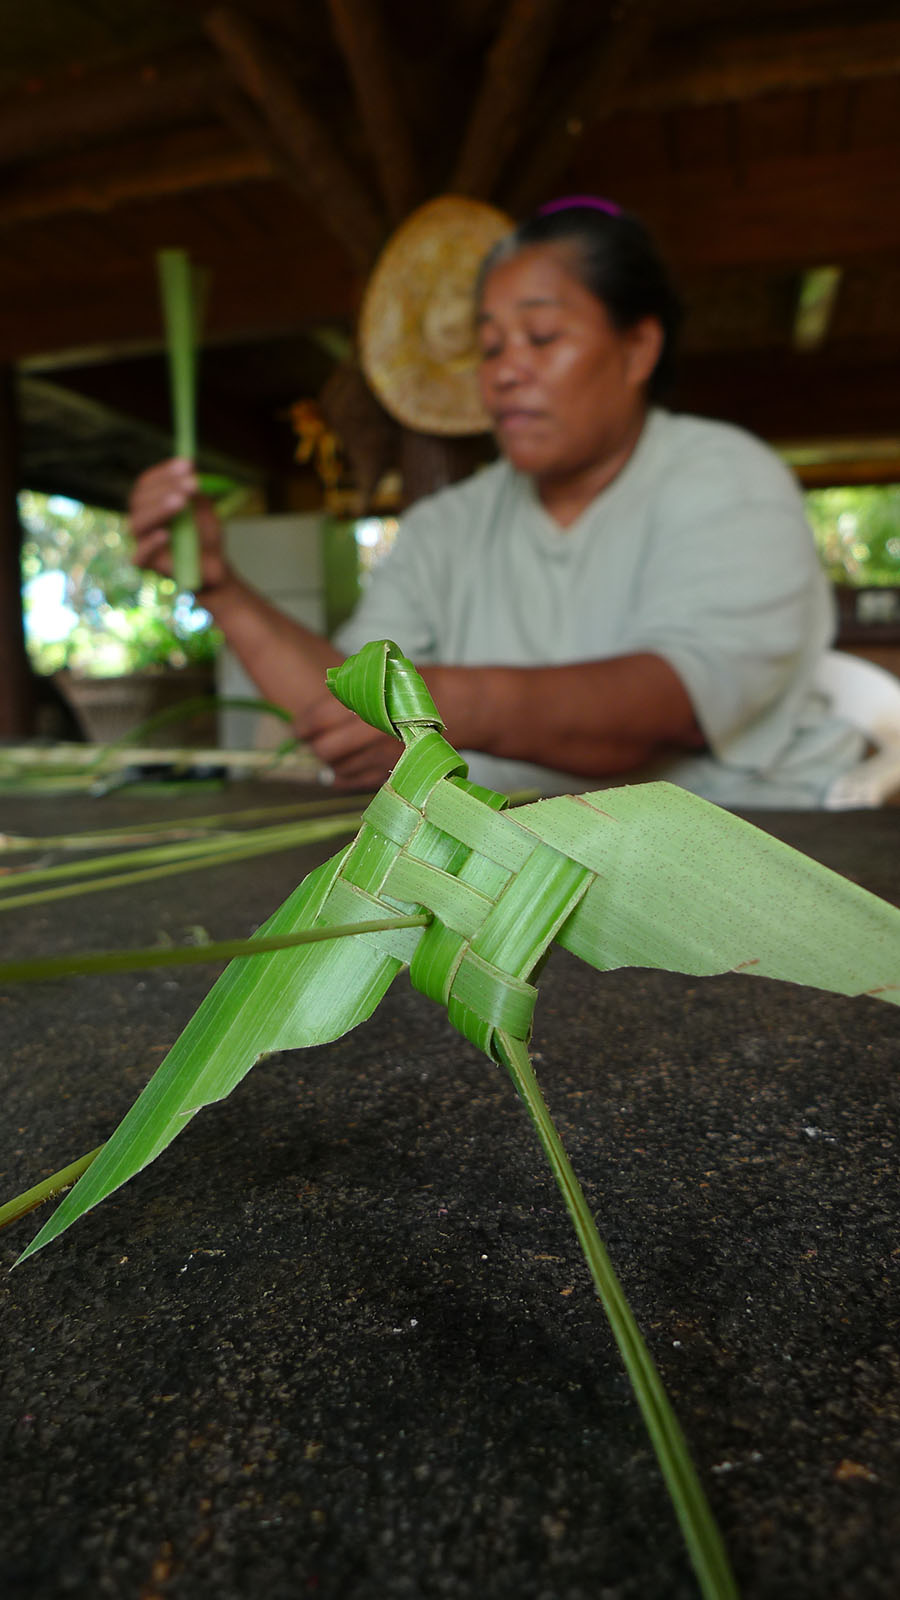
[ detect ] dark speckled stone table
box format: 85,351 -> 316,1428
1,785 -> 898,1600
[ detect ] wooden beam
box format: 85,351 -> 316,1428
327,0 -> 424,223
593,146 -> 900,270
506,12 -> 900,216
213,84 -> 388,275
625,16 -> 900,114
214,87 -> 314,198
0,126 -> 272,228
204,5 -> 386,270
785,456 -> 900,490
450,0 -> 562,199
778,436 -> 900,488
1,134 -> 897,367
505,0 -> 660,215
0,366 -> 32,737
0,243 -> 360,365
673,345 -> 900,444
38,342 -> 316,477
19,375 -> 270,488
0,49 -> 228,167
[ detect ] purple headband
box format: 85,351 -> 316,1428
538,194 -> 622,218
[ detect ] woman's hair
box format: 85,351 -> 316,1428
477,197 -> 682,400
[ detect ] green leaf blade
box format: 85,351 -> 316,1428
17,848 -> 409,1262
514,784 -> 900,1002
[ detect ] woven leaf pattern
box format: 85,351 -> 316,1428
16,638 -> 900,1600
21,638 -> 900,1263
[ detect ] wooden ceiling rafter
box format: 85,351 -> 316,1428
679,340 -> 900,442
449,0 -> 563,199
0,234 -> 358,370
17,371 -> 272,507
203,5 -> 386,273
0,47 -> 227,167
10,206 -> 135,283
502,7 -> 900,214
2,140 -> 898,365
0,125 -> 272,229
212,86 -> 305,199
599,139 -> 900,268
628,13 -> 900,113
207,80 -> 379,254
326,0 -> 425,224
1,10 -> 896,179
504,0 -> 662,215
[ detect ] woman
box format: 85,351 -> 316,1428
131,199 -> 860,804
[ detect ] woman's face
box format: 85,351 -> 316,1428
476,244 -> 662,484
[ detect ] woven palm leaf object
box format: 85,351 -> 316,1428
16,640 -> 900,1600
23,636 -> 899,1262
326,640 -> 900,1051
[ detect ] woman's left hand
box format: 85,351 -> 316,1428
301,692 -> 400,791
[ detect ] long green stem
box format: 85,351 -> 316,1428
1,831 -> 248,889
0,793 -> 373,856
0,816 -> 363,894
0,817 -> 362,910
0,915 -> 430,984
0,1147 -> 105,1232
496,1031 -> 739,1600
158,248 -> 201,592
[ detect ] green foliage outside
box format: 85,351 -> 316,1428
19,491 -> 222,678
805,484 -> 900,588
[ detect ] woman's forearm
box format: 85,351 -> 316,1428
203,575 -> 343,725
190,575 -> 703,781
425,654 -> 705,777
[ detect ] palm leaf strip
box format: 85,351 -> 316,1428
156,247 -> 204,593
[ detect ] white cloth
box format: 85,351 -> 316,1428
336,410 -> 862,806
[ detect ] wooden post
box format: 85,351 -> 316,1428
0,368 -> 34,739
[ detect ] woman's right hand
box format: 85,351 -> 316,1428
128,458 -> 232,593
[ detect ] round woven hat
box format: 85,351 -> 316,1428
358,195 -> 513,435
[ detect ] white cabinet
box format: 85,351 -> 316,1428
215,513 -> 325,750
